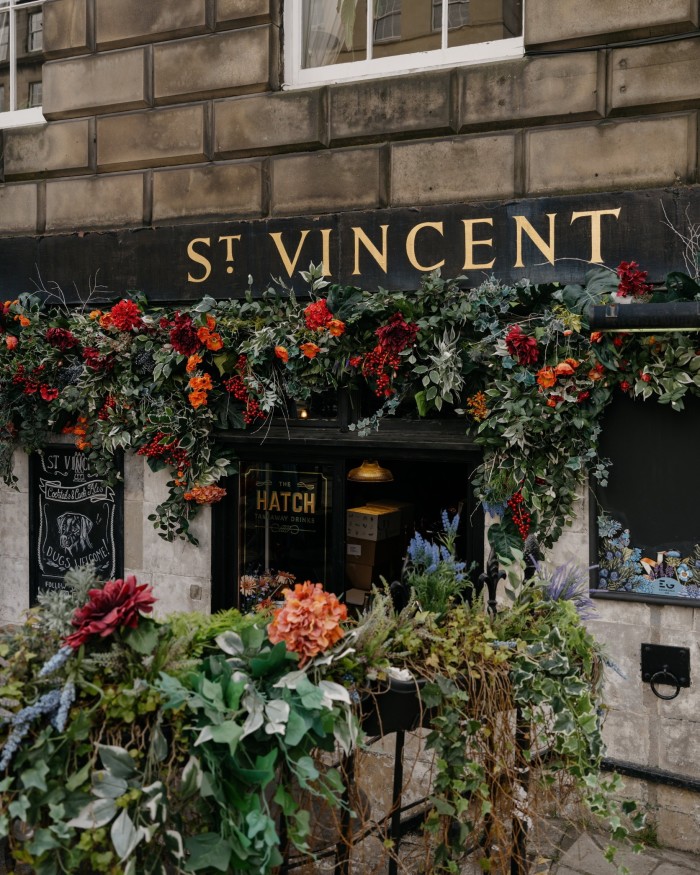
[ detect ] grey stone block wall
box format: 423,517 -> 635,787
1,1 -> 699,234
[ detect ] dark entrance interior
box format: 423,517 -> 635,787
211,422 -> 484,612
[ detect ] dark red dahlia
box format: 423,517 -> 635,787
83,347 -> 115,373
375,312 -> 419,355
64,575 -> 156,649
46,327 -> 79,350
169,312 -> 201,356
110,299 -> 143,332
616,261 -> 652,298
505,325 -> 539,367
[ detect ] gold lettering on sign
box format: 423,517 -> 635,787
187,238 -> 212,283
513,214 -> 556,268
218,235 -> 241,276
269,230 -> 310,277
256,490 -> 317,514
462,219 -> 496,270
352,225 -> 389,275
570,208 -> 621,264
406,222 -> 445,271
320,228 -> 332,276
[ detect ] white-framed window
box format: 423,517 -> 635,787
27,8 -> 41,52
0,0 -> 45,128
284,0 -> 523,89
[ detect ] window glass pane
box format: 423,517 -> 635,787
14,2 -> 44,109
448,0 -> 522,47
0,84 -> 5,111
0,10 -> 8,64
373,0 -> 439,59
432,0 -> 470,31
594,393 -> 700,600
238,461 -> 333,609
301,0 -> 367,69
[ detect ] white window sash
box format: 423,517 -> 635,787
283,1 -> 523,89
0,0 -> 45,122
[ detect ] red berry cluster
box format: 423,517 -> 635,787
13,363 -> 45,395
361,346 -> 401,398
507,491 -> 531,541
223,355 -> 265,425
97,395 -> 117,421
136,431 -> 190,469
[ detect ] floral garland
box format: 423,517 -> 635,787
0,262 -> 699,549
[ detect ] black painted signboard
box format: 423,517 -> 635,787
29,447 -> 123,603
1,187 -> 699,304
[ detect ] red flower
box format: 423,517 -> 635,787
613,335 -> 626,348
576,390 -> 590,403
46,327 -> 79,350
505,324 -> 539,367
375,312 -> 419,355
64,575 -> 156,649
640,372 -> 652,383
616,261 -> 652,298
169,312 -> 201,356
590,331 -> 603,344
619,380 -> 631,392
40,386 -> 59,402
348,355 -> 362,368
83,347 -> 114,373
304,299 -> 333,330
110,299 -> 143,332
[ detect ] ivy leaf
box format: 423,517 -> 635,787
67,798 -> 118,829
27,828 -> 60,856
487,521 -> 522,562
184,833 -> 232,873
111,808 -> 145,861
92,770 -> 129,799
21,760 -> 49,791
98,745 -> 137,779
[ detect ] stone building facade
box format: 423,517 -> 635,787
1,0 -> 700,849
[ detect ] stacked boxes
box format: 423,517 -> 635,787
345,503 -> 412,591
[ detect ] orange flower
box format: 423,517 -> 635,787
188,390 -> 208,408
89,310 -> 102,320
554,362 -> 575,378
300,342 -> 321,359
197,327 -> 224,351
188,373 -> 213,391
16,315 -> 31,327
183,485 -> 227,505
75,437 -> 91,451
274,345 -> 289,363
590,331 -> 603,343
546,398 -> 557,408
588,364 -> 605,382
564,357 -> 580,369
186,353 -> 203,373
267,581 -> 347,667
536,367 -> 556,388
5,335 -> 17,350
328,319 -> 346,337
99,313 -> 112,330
205,314 -> 216,330
207,332 -> 224,351
465,391 -> 488,422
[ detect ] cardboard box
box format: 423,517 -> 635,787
345,562 -> 375,590
346,505 -> 401,541
345,587 -> 372,608
346,535 -> 402,567
371,500 -> 415,529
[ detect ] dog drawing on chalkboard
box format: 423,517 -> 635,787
57,512 -> 94,557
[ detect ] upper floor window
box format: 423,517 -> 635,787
0,0 -> 45,128
284,0 -> 523,88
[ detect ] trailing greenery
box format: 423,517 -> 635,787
1,263 -> 698,550
0,549 -> 644,875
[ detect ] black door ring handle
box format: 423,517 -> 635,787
649,668 -> 681,701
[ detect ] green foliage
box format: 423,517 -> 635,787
1,265 -> 699,551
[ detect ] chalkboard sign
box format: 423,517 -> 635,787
29,447 -> 123,603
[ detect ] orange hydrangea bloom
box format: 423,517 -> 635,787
188,373 -> 213,391
300,342 -> 321,359
184,484 -> 227,505
186,353 -> 203,373
189,390 -> 208,408
267,581 -> 347,667
536,367 -> 556,388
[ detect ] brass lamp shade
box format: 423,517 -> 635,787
347,459 -> 393,483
